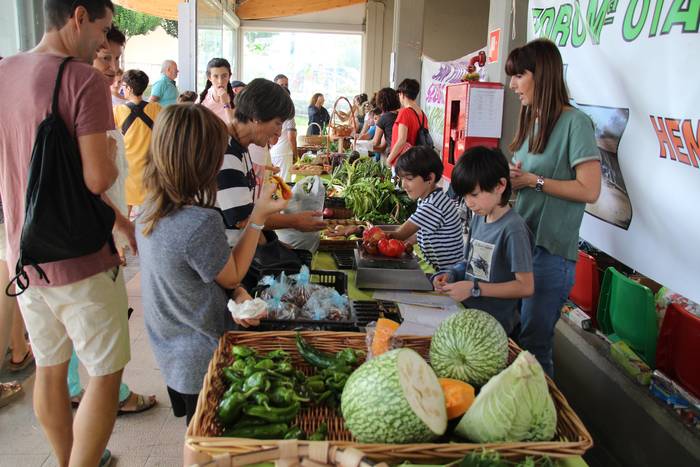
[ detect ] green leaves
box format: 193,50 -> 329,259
113,5 -> 161,39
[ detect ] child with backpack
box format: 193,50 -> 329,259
386,78 -> 433,166
433,146 -> 534,335
114,69 -> 162,216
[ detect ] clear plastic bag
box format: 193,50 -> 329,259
301,287 -> 350,321
365,320 -> 403,360
276,176 -> 325,252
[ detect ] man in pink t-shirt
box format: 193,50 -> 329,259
0,2 -> 130,466
387,78 -> 429,166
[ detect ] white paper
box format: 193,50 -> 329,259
397,303 -> 461,331
466,87 -> 504,138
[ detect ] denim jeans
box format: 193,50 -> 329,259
517,246 -> 576,377
68,350 -> 130,403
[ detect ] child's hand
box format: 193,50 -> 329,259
441,281 -> 472,302
252,182 -> 289,218
433,273 -> 448,291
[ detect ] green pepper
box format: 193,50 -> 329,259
270,386 -> 310,406
232,345 -> 255,358
276,361 -> 294,375
295,333 -> 337,369
267,349 -> 290,360
234,416 -> 269,428
218,391 -> 248,426
308,422 -> 328,441
243,401 -> 301,423
223,379 -> 244,398
317,390 -> 334,403
325,376 -> 347,392
306,379 -> 326,394
254,358 -> 275,371
294,370 -> 307,383
223,367 -> 242,384
283,426 -> 306,440
223,423 -> 289,440
243,365 -> 257,378
253,392 -> 272,409
230,359 -> 248,374
242,371 -> 268,392
335,348 -> 363,366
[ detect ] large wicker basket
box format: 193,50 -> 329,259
187,332 -> 593,463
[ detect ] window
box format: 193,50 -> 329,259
242,31 -> 362,131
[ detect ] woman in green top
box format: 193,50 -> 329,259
506,39 -> 602,377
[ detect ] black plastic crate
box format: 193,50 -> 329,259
351,300 -> 403,328
331,249 -> 355,269
251,269 -> 353,331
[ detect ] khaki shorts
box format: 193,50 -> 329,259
18,267 -> 131,376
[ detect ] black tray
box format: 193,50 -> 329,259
332,250 -> 355,269
351,300 -> 403,328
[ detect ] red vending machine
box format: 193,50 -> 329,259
442,81 -> 505,180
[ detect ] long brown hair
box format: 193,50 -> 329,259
505,39 -> 570,154
309,93 -> 323,107
140,104 -> 228,235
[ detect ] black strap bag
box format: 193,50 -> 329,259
120,101 -> 154,134
8,57 -> 116,295
410,108 -> 435,149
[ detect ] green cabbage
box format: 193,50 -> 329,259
455,351 -> 557,442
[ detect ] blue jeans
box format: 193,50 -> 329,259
68,350 -> 130,403
517,246 -> 576,377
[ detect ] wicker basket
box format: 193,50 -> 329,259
298,123 -> 329,147
328,97 -> 356,139
187,332 -> 593,463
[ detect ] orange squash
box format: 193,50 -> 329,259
371,318 -> 400,356
439,378 -> 475,419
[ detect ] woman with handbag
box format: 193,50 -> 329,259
386,79 -> 429,167
307,93 -> 330,135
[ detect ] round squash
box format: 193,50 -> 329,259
439,378 -> 475,419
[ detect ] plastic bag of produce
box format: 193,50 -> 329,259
276,176 -> 325,252
259,272 -> 298,320
365,319 -> 402,359
301,287 -> 350,321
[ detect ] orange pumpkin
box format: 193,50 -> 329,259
371,318 -> 400,356
439,378 -> 476,419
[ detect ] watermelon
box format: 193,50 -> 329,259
341,348 -> 447,443
429,309 -> 508,386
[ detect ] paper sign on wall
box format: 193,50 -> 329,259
488,29 -> 501,64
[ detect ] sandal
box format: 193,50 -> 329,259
117,391 -> 157,415
70,389 -> 85,408
0,381 -> 23,408
7,347 -> 34,372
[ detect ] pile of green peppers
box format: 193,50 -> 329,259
295,333 -> 364,408
218,339 -> 364,440
218,345 -> 309,440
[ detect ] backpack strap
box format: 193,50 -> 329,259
51,57 -> 74,116
120,101 -> 154,135
409,107 -> 427,130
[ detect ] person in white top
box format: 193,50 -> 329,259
270,74 -> 297,181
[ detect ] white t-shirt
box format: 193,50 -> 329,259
270,118 -> 296,157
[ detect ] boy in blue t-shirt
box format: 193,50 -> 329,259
390,146 -> 464,271
433,146 -> 534,335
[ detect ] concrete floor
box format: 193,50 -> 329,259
0,255 -> 187,466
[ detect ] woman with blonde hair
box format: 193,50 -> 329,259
136,104 -> 287,428
506,38 -> 601,376
307,92 -> 330,135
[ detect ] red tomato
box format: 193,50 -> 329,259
363,226 -> 386,243
378,238 -> 405,257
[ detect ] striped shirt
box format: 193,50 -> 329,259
217,137 -> 256,229
409,188 -> 464,271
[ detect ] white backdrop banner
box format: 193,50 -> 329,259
528,0 -> 700,302
420,49 -> 486,157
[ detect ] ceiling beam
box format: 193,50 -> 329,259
236,0 -> 367,20
113,0 -> 179,20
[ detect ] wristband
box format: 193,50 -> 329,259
248,222 -> 264,231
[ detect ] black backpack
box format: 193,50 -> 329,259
410,108 -> 434,149
8,57 -> 116,295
